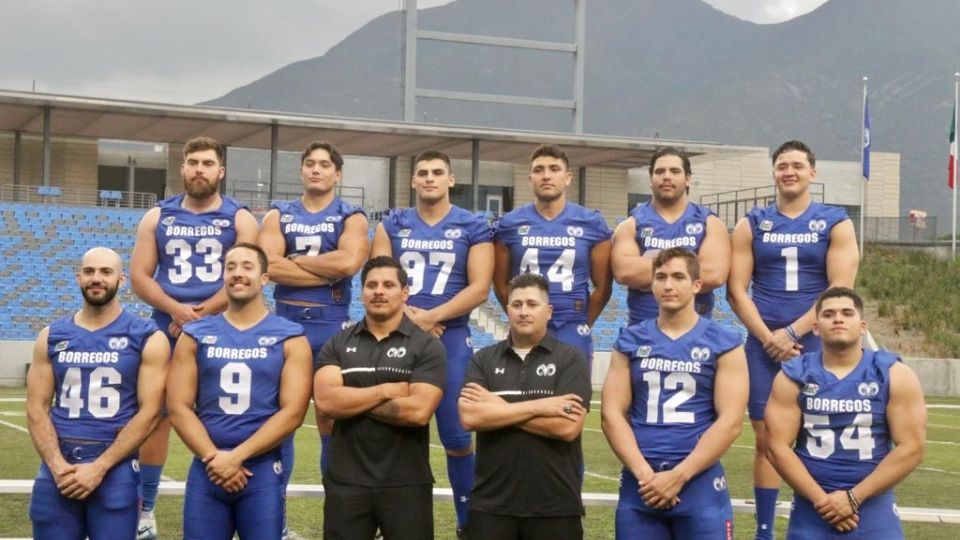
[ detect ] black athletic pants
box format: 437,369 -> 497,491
466,509 -> 583,540
322,478 -> 433,540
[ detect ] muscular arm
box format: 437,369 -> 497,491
601,351 -> 654,483
313,365 -> 409,420
368,382 -> 443,427
166,335 -> 219,459
587,239 -> 614,326
458,382 -> 585,440
258,209 -> 330,287
492,241 -> 511,310
850,362 -> 926,503
421,242 -> 494,324
194,209 -> 261,318
611,218 -> 653,289
369,223 -> 392,258
130,208 -> 196,321
726,218 -> 773,344
25,328 -> 72,479
764,372 -> 828,502
698,215 -> 731,292
293,213 -> 370,280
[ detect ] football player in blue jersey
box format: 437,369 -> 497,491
493,144 -> 613,364
727,140 -> 860,540
765,287 -> 925,539
602,247 -> 748,539
26,247 -> 170,540
166,243 -> 313,540
258,141 -> 368,516
371,150 -> 493,534
612,147 -> 730,325
130,136 -> 259,539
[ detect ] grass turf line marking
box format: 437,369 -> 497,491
0,419 -> 28,434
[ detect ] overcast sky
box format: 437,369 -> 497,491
0,0 -> 829,104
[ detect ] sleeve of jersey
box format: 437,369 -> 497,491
779,354 -> 810,384
130,316 -> 161,347
381,209 -> 401,237
463,351 -> 488,389
270,200 -> 290,214
825,205 -> 850,228
339,200 -> 367,219
224,195 -> 250,213
277,319 -> 306,342
493,213 -> 515,244
467,213 -> 494,244
179,318 -> 209,342
696,203 -> 717,220
314,336 -> 341,372
557,345 -> 592,410
745,206 -> 764,229
411,336 -> 447,390
587,209 -> 612,243
709,324 -> 745,357
613,326 -> 637,356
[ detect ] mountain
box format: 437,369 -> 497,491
205,0 -> 960,222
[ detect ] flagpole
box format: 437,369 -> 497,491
859,76 -> 868,259
953,73 -> 958,259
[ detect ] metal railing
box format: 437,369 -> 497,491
700,184 -> 826,229
230,185 -> 365,214
0,184 -> 156,209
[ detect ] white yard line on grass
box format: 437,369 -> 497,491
0,419 -> 28,434
926,404 -> 960,409
0,397 -> 26,402
584,471 -> 619,482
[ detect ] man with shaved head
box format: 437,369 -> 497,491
26,248 -> 170,540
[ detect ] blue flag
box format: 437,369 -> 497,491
862,95 -> 871,180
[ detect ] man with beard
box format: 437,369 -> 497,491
611,147 -> 730,325
370,150 -> 493,534
167,243 -> 312,540
314,256 -> 446,539
26,248 -> 170,540
493,144 -> 613,365
765,288 -> 925,539
726,140 -> 859,540
130,136 -> 259,539
258,140 -> 369,482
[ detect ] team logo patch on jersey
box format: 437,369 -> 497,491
258,336 -> 278,346
808,219 -> 827,232
398,228 -> 412,238
517,225 -> 530,235
54,340 -> 69,352
577,324 -> 591,336
346,346 -> 357,353
386,347 -> 407,358
465,336 -> 473,348
566,226 -> 584,237
131,459 -> 140,473
691,347 -> 710,361
201,335 -> 218,345
341,320 -> 354,330
536,363 -> 557,376
685,223 -> 704,235
161,216 -> 176,226
640,227 -> 655,238
892,502 -> 899,517
212,219 -> 231,228
444,228 -> 463,239
108,337 -> 129,350
636,345 -> 652,358
712,475 -> 727,491
857,381 -> 880,397
273,460 -> 283,475
494,367 -> 505,374
802,383 -> 819,396
280,214 -> 294,223
326,215 -> 343,222
759,219 -> 774,232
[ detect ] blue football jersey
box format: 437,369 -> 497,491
495,203 -> 611,321
182,314 -> 304,449
383,206 -> 493,327
783,349 -> 897,492
154,193 -> 247,304
748,202 -> 848,327
272,197 -> 365,306
627,202 -> 716,322
614,318 -> 742,463
47,311 -> 159,442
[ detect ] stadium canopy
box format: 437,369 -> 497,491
0,89 -> 763,201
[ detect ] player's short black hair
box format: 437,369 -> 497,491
361,256 -> 409,287
507,272 -> 550,297
301,141 -> 344,171
413,150 -> 452,172
226,242 -> 269,274
815,287 -> 864,316
648,147 -> 692,177
772,140 -> 816,168
652,247 -> 701,281
530,144 -> 570,171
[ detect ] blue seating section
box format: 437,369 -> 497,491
0,203 -> 746,350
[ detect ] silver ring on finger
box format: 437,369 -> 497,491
563,404 -> 573,414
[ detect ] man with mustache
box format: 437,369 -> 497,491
130,136 -> 259,539
26,247 -> 170,540
167,243 -> 312,540
314,256 -> 446,539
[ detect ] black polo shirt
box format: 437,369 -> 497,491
465,334 -> 592,517
316,315 -> 445,487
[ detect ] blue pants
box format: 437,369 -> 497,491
183,452 -> 285,540
549,319 -> 593,371
745,331 -> 821,420
616,462 -> 734,540
436,325 -> 473,451
787,491 -> 903,539
29,441 -> 141,540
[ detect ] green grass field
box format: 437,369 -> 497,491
1,388 -> 958,539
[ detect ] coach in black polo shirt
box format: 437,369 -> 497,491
459,273 -> 592,540
314,256 -> 445,540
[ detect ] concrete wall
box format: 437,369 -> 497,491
0,133 -> 98,189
